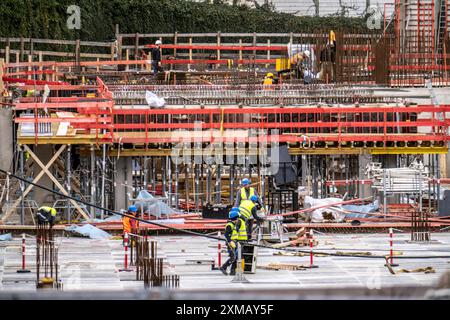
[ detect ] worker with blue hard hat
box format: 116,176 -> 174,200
238,193 -> 265,241
122,205 -> 140,245
234,178 -> 262,207
219,208 -> 248,276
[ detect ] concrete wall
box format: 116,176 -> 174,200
0,109 -> 13,172
0,59 -> 14,172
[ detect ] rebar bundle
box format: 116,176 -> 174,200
36,223 -> 59,288
111,84 -> 396,106
131,231 -> 179,289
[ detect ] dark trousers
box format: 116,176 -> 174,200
246,219 -> 254,241
221,245 -> 237,273
152,61 -> 162,74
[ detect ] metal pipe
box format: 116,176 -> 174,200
101,144 -> 106,220
215,164 -> 222,204
19,146 -> 25,225
67,145 -> 72,223
174,159 -> 179,209
90,145 -> 96,218
167,156 -> 172,207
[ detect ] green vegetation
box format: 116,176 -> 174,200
0,0 -> 368,40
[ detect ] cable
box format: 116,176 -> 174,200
2,168 -> 450,260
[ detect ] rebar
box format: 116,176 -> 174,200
36,223 -> 59,289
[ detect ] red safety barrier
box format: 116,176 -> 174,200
386,228 -> 399,267
119,233 -> 133,272
16,233 -> 31,274
2,77 -> 70,86
217,231 -> 222,267
146,44 -> 287,51
308,230 -> 318,269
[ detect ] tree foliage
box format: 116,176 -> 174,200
0,0 -> 368,40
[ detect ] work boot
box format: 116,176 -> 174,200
229,269 -> 236,276
219,266 -> 228,275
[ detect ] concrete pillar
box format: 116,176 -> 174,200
0,112 -> 13,172
0,59 -> 13,172
114,157 -> 133,211
358,154 -> 372,199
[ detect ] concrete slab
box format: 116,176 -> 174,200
0,232 -> 449,293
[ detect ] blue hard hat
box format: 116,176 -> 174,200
128,205 -> 138,212
250,195 -> 259,202
242,178 -> 250,186
231,207 -> 240,213
229,211 -> 239,220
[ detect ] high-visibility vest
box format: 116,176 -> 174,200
239,200 -> 255,220
38,206 -> 57,217
263,77 -> 273,85
236,218 -> 248,241
240,187 -> 256,203
226,218 -> 247,241
122,216 -> 132,234
226,221 -> 238,241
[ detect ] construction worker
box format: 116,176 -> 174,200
234,178 -> 259,207
151,40 -> 163,74
122,205 -> 139,238
263,73 -> 275,85
238,195 -> 264,241
219,208 -> 247,276
36,206 -> 57,227
290,50 -> 311,81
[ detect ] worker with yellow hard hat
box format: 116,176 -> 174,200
36,206 -> 58,227
263,73 -> 274,85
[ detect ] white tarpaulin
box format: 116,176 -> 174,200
304,196 -> 345,223
145,91 -> 165,108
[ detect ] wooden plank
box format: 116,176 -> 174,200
23,146 -> 91,221
0,146 -> 67,223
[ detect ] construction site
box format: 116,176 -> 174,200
0,0 -> 450,301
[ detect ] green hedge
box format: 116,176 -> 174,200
0,0 -> 369,41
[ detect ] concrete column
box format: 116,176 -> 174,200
358,154 -> 372,199
0,110 -> 13,171
114,157 -> 133,212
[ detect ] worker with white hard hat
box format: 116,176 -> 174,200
151,40 -> 163,74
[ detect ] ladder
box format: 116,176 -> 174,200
437,0 -> 449,56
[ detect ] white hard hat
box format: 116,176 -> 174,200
155,40 -> 162,45
304,50 -> 311,58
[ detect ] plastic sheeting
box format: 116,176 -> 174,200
65,224 -> 112,239
131,190 -> 181,218
0,233 -> 12,241
304,196 -> 345,223
343,200 -> 380,218
145,91 -> 165,108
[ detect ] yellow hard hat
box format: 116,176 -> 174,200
267,73 -> 274,78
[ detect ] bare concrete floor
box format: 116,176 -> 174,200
0,232 -> 449,293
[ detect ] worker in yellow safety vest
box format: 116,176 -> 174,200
36,206 -> 58,227
234,178 -> 260,207
238,195 -> 264,241
219,208 -> 247,276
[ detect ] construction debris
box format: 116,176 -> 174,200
258,263 -> 308,271
273,228 -> 318,248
